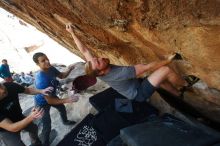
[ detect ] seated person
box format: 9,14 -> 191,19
12,73 -> 22,83
20,72 -> 34,87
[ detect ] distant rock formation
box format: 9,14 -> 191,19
0,0 -> 219,123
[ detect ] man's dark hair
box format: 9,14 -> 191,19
33,52 -> 46,64
2,59 -> 7,63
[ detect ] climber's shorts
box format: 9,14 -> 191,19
134,78 -> 156,102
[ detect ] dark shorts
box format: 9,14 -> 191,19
134,79 -> 156,102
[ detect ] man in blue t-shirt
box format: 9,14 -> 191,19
0,59 -> 13,82
33,52 -> 79,146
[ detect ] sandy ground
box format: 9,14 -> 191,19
18,62 -> 109,146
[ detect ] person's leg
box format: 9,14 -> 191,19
0,131 -> 25,146
52,104 -> 67,122
159,80 -> 180,96
52,104 -> 76,125
40,105 -> 51,146
135,79 -> 156,102
165,68 -> 187,88
23,122 -> 42,146
147,66 -> 186,96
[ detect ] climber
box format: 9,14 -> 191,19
66,23 -> 196,102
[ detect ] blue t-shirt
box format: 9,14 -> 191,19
0,64 -> 11,79
34,66 -> 60,106
98,65 -> 140,100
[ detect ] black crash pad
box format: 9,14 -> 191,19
89,87 -> 158,124
120,114 -> 220,146
57,114 -> 106,146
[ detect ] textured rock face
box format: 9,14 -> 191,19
0,1 -> 220,123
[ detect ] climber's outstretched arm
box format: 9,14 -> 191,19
66,24 -> 94,62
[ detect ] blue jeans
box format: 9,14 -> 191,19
37,104 -> 68,146
0,122 -> 41,146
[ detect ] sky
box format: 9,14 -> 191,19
0,8 -> 83,75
